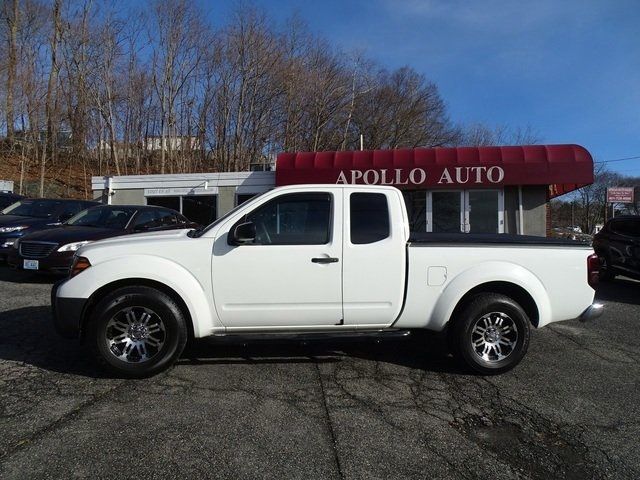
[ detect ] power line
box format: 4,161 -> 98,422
594,155 -> 640,164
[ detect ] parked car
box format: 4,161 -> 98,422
592,215 -> 640,281
0,198 -> 98,261
9,204 -> 198,275
0,192 -> 24,210
51,185 -> 602,378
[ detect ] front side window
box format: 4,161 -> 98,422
132,210 -> 159,230
350,193 -> 390,244
241,193 -> 332,245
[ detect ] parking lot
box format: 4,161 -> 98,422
0,267 -> 638,479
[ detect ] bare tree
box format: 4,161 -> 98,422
461,123 -> 540,146
4,0 -> 18,144
40,0 -> 62,196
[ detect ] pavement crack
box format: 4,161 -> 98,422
314,361 -> 344,480
0,379 -> 127,462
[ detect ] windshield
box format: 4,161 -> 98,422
67,206 -> 136,229
189,191 -> 268,238
1,199 -> 62,218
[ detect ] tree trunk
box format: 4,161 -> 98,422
41,0 -> 62,197
5,0 -> 18,144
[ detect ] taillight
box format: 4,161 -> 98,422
587,253 -> 599,289
70,256 -> 91,278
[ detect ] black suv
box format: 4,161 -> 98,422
593,215 -> 640,281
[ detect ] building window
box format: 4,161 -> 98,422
237,193 -> 257,206
146,195 -> 217,226
147,196 -> 180,212
403,191 -> 426,232
414,189 -> 505,234
430,191 -> 464,233
183,195 -> 217,225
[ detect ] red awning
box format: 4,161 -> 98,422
276,144 -> 594,198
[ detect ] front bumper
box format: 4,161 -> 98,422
579,303 -> 604,322
8,250 -> 74,275
51,280 -> 87,339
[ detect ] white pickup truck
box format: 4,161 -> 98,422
52,185 -> 603,377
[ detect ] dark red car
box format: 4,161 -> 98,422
8,204 -> 198,274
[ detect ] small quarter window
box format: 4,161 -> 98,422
350,193 -> 390,244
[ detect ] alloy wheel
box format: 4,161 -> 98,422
105,306 -> 166,363
470,311 -> 519,363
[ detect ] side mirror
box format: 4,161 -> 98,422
228,221 -> 256,245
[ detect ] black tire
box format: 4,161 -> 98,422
598,254 -> 615,281
86,286 -> 188,378
450,293 -> 530,375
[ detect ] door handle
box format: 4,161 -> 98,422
311,257 -> 339,264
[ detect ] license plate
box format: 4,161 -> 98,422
23,259 -> 39,270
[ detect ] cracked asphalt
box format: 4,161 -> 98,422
0,266 -> 638,479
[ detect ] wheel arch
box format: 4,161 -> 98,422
447,281 -> 540,329
427,261 -> 551,332
80,278 -> 195,341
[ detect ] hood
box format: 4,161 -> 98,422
78,228 -> 192,256
18,225 -> 128,245
0,215 -> 53,228
89,228 -> 191,247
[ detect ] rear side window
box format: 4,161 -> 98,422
350,193 -> 390,244
60,201 -> 86,217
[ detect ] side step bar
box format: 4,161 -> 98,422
208,329 -> 412,344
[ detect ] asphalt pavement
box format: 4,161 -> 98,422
0,266 -> 638,479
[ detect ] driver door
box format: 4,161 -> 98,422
211,189 -> 343,329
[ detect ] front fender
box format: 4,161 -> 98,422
56,255 -> 220,337
429,261 -> 552,331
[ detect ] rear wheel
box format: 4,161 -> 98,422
450,293 -> 530,375
87,286 -> 188,378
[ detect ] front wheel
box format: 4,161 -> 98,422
450,293 -> 530,375
86,286 -> 188,378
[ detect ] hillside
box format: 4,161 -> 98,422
0,154 -> 92,199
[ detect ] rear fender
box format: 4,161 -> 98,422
430,261 -> 551,331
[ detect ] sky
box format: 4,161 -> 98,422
206,0 -> 640,176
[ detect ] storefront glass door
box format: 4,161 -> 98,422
466,190 -> 502,233
426,190 -> 503,233
428,191 -> 464,233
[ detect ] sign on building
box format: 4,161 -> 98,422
606,187 -> 635,203
0,180 -> 14,192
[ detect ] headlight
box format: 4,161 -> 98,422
0,225 -> 28,233
57,241 -> 92,252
